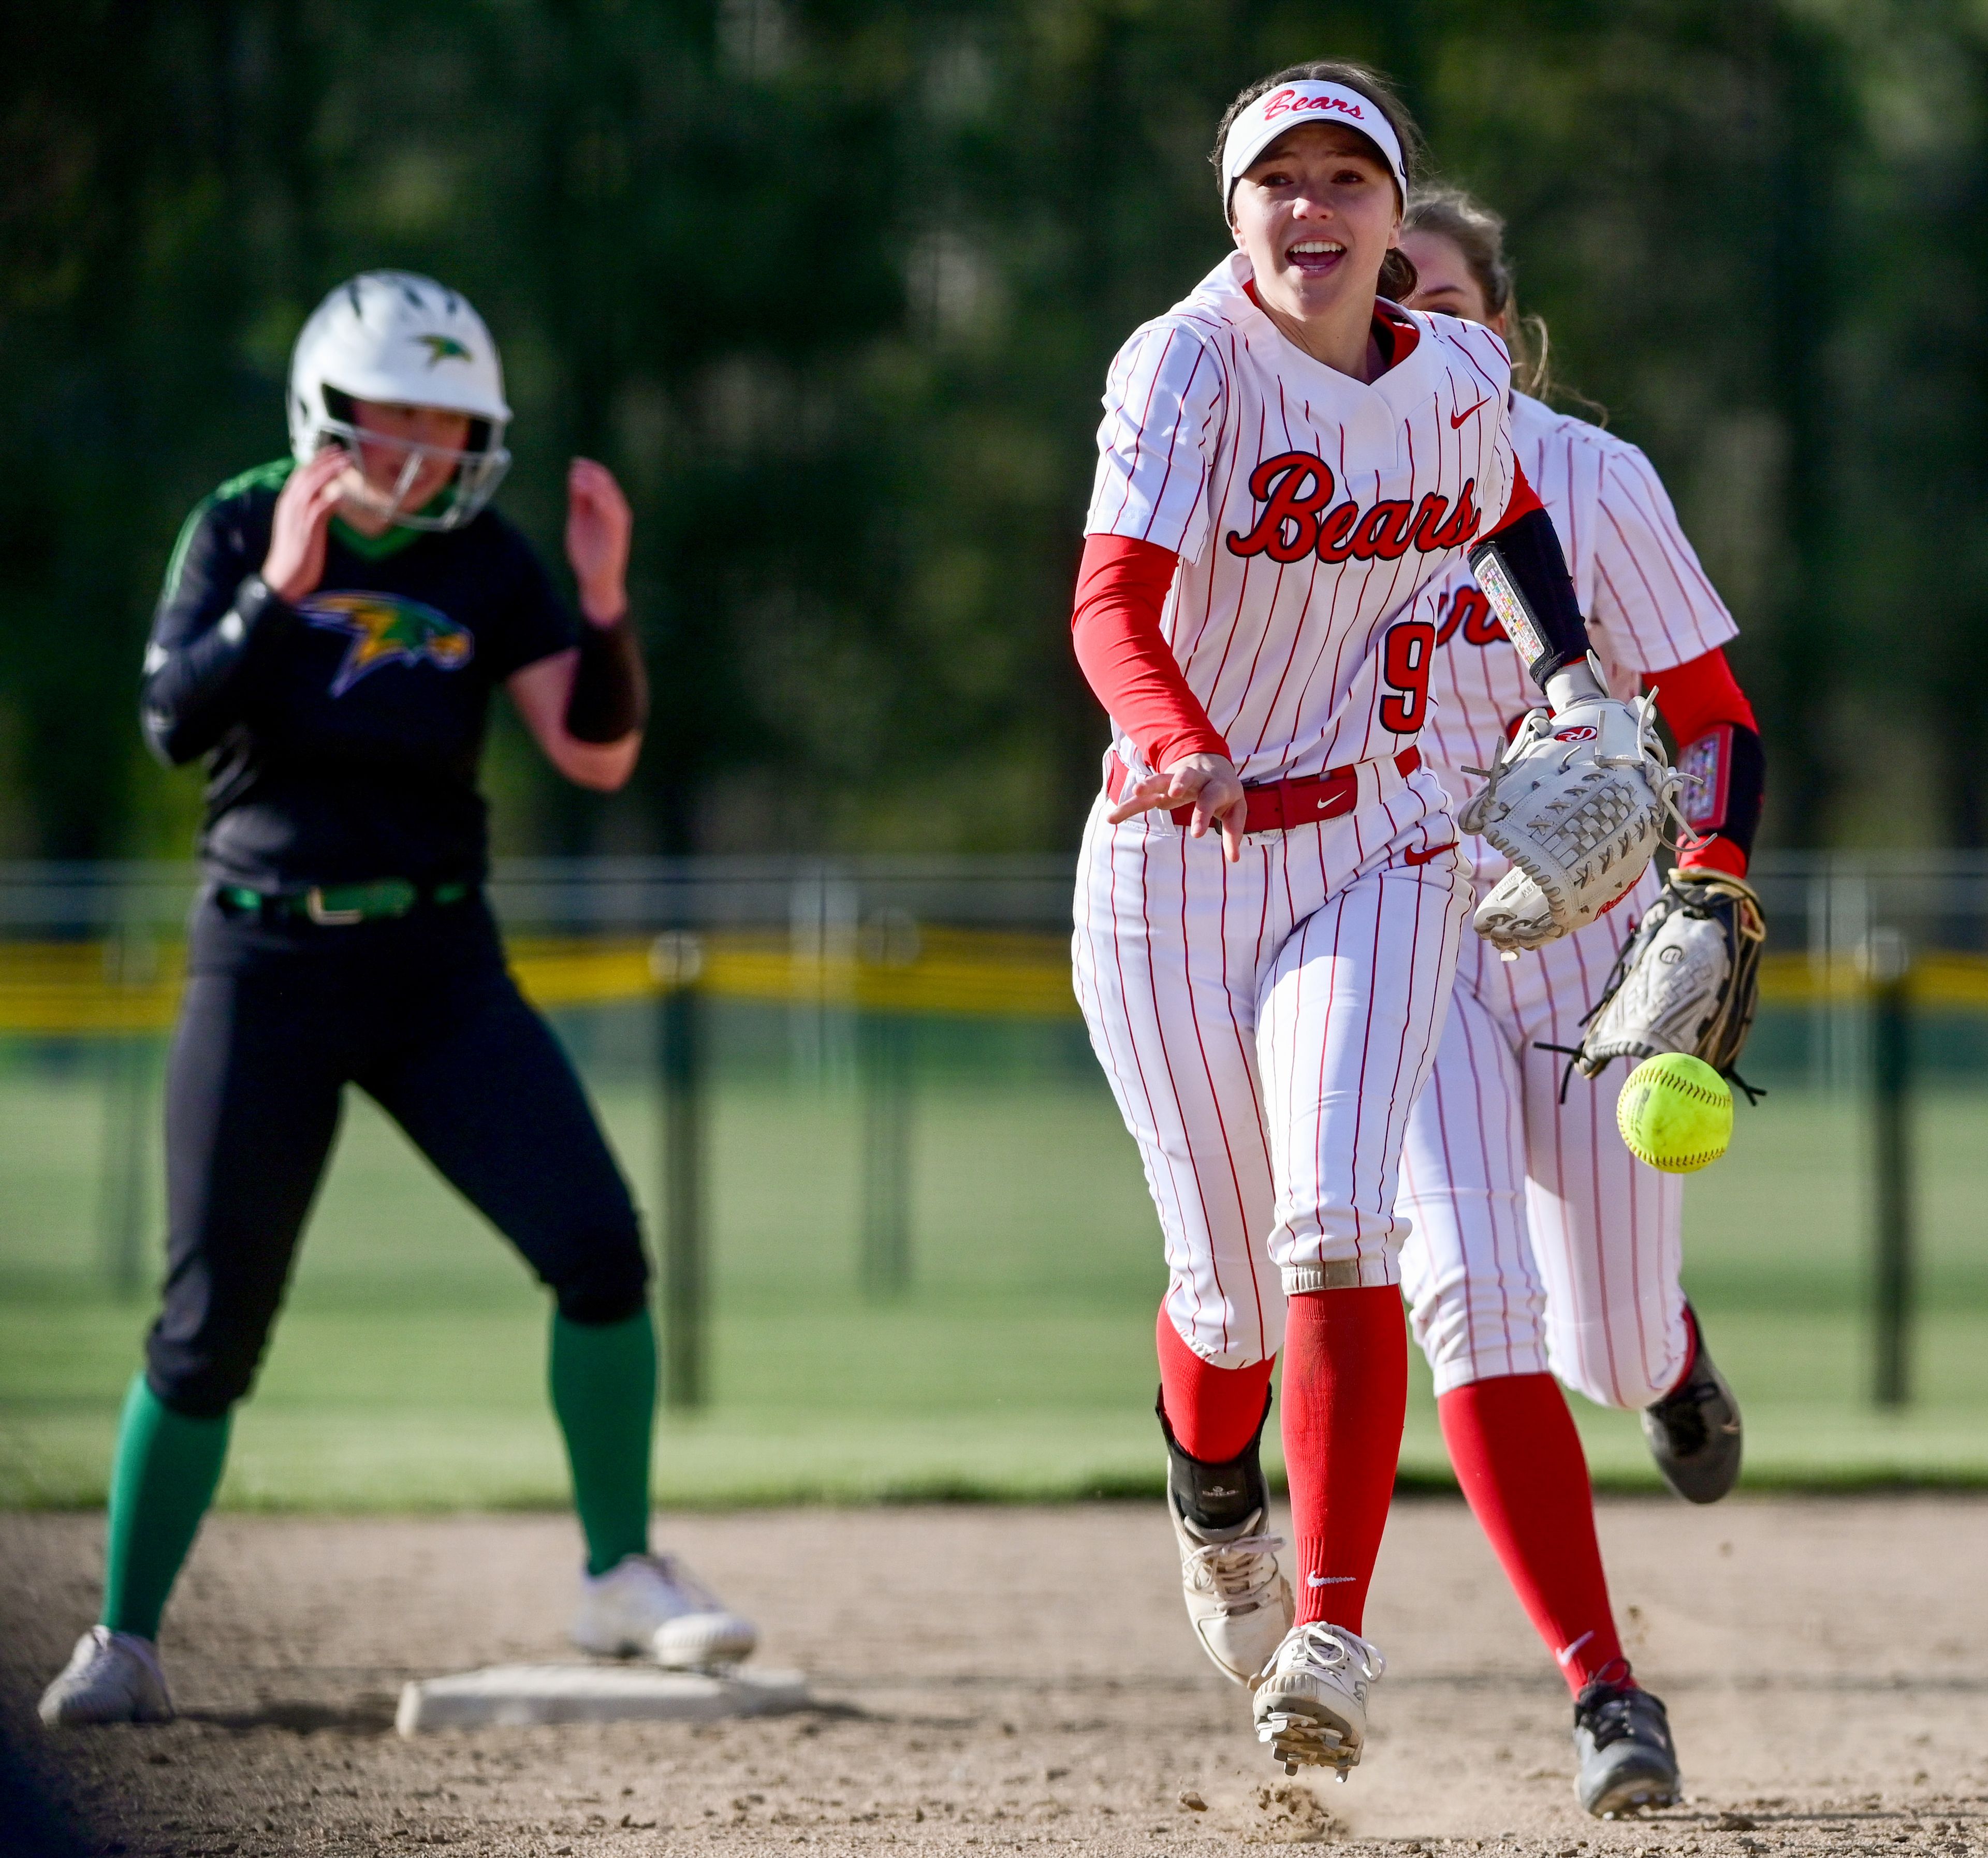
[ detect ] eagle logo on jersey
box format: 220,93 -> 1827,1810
1225,452 -> 1481,565
301,592 -> 475,696
416,333 -> 472,365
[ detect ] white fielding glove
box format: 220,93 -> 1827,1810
1460,671 -> 1680,953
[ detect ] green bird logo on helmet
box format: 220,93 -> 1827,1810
286,271 -> 513,532
416,332 -> 473,365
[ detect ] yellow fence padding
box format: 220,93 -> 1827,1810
7,933 -> 1988,1036
0,927 -> 1080,1034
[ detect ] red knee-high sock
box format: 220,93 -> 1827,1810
1156,1306 -> 1274,1462
1282,1288 -> 1407,1633
1437,1374 -> 1628,1696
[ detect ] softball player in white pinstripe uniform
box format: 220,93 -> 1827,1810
1392,189 -> 1765,1817
1066,65 -> 1655,1781
1401,391 -> 1733,1414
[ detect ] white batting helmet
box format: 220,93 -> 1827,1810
287,271 -> 513,530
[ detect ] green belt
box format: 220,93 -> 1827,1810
218,879 -> 473,926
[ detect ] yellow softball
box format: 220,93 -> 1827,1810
1615,1052 -> 1734,1174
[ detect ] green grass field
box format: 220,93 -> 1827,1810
5,1002 -> 1987,1509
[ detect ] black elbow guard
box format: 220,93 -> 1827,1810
1467,507 -> 1593,686
565,613 -> 649,743
1677,719 -> 1765,862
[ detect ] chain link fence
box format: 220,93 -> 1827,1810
3,854 -> 1985,1500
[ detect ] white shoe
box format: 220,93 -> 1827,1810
38,1627 -> 174,1727
1169,1493 -> 1293,1685
1252,1621 -> 1385,1777
569,1553 -> 757,1669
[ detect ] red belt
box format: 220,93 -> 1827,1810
1106,748 -> 1421,835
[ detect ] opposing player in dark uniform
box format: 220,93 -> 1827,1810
40,272 -> 753,1727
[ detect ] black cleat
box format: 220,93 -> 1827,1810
1157,1385 -> 1292,1685
1642,1304 -> 1742,1503
1572,1677 -> 1680,1818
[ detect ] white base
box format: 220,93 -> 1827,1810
394,1663 -> 809,1735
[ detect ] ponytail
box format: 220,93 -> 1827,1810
1378,248 -> 1419,305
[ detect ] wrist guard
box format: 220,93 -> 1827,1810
566,612 -> 648,743
1674,720 -> 1764,866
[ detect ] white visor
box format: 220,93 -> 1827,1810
1220,82 -> 1408,211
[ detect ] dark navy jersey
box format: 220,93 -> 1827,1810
143,460 -> 579,888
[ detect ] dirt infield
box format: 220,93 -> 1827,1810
4,1498 -> 1985,1855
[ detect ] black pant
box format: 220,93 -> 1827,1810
147,890 -> 649,1417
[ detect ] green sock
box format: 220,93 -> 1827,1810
549,1308 -> 657,1577
100,1376 -> 232,1641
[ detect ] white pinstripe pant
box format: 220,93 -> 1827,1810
1396,868 -> 1690,1409
1073,766 -> 1470,1370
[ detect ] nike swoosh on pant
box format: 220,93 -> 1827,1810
1305,1574 -> 1355,1587
1554,1629 -> 1596,1666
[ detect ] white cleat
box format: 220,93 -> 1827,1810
569,1552 -> 758,1669
38,1627 -> 174,1728
1252,1621 -> 1385,1778
1169,1493 -> 1294,1686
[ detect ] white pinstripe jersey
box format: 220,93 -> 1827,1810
1421,391 -> 1738,883
1085,253 -> 1523,787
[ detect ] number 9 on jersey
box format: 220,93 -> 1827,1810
1379,619 -> 1436,735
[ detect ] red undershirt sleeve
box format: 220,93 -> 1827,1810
1645,646 -> 1758,742
1071,533 -> 1231,771
1485,457 -> 1543,535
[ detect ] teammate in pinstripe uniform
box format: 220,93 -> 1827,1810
1394,189 -> 1765,1816
1068,63 -> 1663,1780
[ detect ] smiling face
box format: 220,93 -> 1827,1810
1228,121 -> 1401,332
1400,228 -> 1500,331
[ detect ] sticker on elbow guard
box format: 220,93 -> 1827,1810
1469,548 -> 1547,670
1676,725 -> 1733,832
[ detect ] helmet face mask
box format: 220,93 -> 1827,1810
289,272 -> 514,532
309,416 -> 513,532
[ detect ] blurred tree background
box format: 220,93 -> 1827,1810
0,0 -> 1975,859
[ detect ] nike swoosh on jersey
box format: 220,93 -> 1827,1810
1450,397 -> 1491,430
1403,841 -> 1458,866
